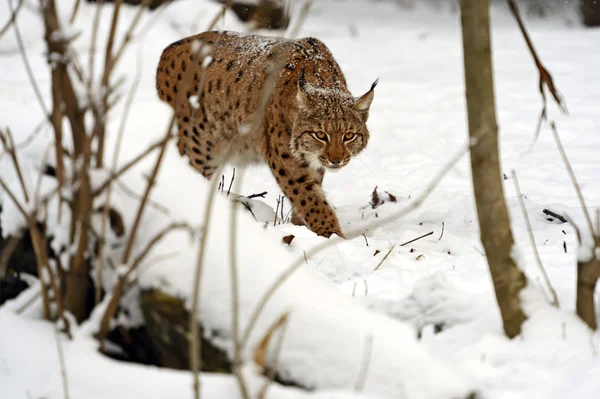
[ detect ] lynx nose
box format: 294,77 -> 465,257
329,157 -> 342,165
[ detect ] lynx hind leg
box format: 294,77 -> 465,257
178,117 -> 225,180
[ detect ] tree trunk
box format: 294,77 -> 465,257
582,0 -> 600,27
577,258 -> 600,329
460,0 -> 528,338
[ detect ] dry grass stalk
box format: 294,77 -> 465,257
257,312 -> 291,399
0,129 -> 30,203
511,170 -> 560,307
53,323 -> 71,399
229,167 -> 250,399
96,44 -> 144,304
120,117 -> 175,264
354,334 -> 373,392
9,0 -> 49,118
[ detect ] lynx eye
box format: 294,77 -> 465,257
343,132 -> 356,142
313,131 -> 327,141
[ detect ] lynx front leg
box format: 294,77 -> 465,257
270,161 -> 343,238
291,168 -> 324,226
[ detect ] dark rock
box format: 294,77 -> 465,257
139,288 -> 231,372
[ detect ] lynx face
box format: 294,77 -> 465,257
292,80 -> 377,170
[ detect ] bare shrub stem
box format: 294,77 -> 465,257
511,170 -> 559,307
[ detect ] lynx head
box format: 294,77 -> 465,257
291,70 -> 377,170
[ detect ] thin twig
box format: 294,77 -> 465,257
542,209 -> 567,223
96,43 -> 144,304
95,0 -> 123,167
69,0 -> 81,24
258,314 -> 291,399
550,122 -> 595,242
437,222 -> 445,241
105,0 -> 151,79
505,0 -> 567,113
285,0 -> 314,39
9,0 -> 49,117
373,246 -> 395,272
120,117 -> 175,264
190,162 -> 227,399
93,134 -> 173,196
0,177 -> 29,217
87,0 -> 104,90
0,0 -> 24,40
400,231 -> 434,247
53,324 -> 70,399
0,236 -> 20,278
15,117 -> 49,150
512,170 -> 559,307
129,222 -> 192,271
1,128 -> 30,203
227,168 -> 236,197
246,191 -> 268,199
354,334 -> 373,392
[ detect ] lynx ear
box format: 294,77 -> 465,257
353,78 -> 378,122
296,67 -> 309,108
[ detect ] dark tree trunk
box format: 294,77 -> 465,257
460,0 -> 528,338
582,0 -> 600,27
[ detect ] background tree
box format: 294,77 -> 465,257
581,0 -> 600,27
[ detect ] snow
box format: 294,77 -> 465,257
2,0 -> 600,398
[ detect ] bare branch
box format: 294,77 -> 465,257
505,0 -> 567,114
512,170 -> 559,307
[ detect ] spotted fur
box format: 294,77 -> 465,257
156,31 -> 377,238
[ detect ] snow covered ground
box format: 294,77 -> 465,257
1,0 -> 600,398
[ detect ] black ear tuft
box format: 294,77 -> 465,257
370,78 -> 379,92
299,67 -> 306,91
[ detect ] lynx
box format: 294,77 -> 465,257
156,31 -> 377,238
